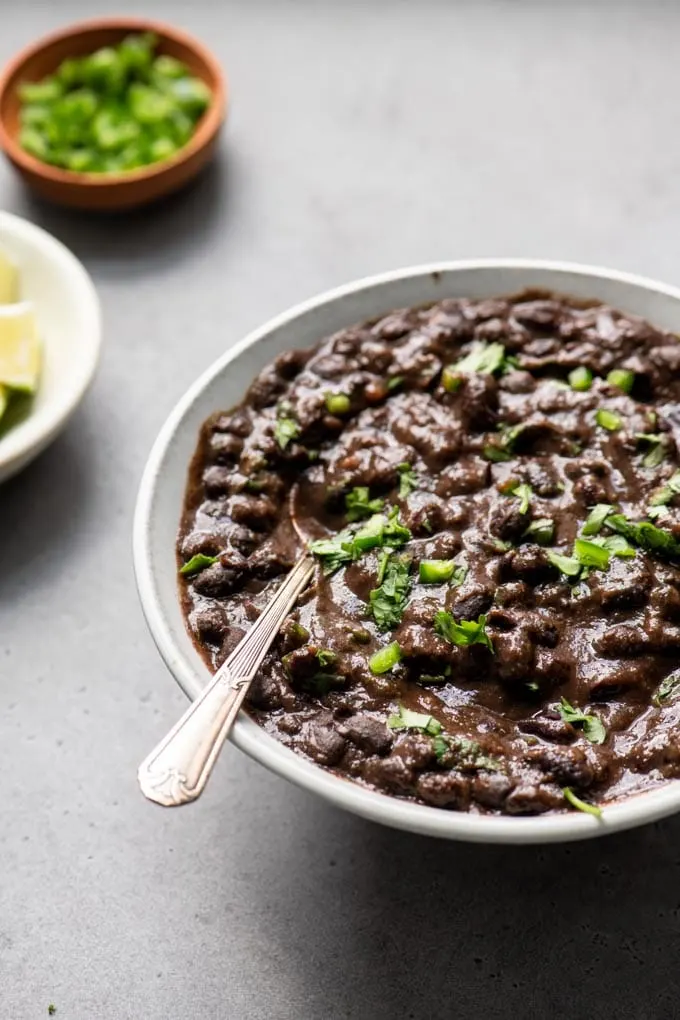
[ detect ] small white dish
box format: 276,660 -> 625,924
134,258 -> 680,844
0,211 -> 101,483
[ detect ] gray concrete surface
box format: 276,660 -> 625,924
2,1 -> 680,1017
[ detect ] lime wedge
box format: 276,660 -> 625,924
0,302 -> 41,393
0,252 -> 18,305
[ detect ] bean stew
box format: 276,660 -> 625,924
177,291 -> 680,817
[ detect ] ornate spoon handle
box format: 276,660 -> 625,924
138,554 -> 315,807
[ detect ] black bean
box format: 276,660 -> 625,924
339,714 -> 393,756
416,771 -> 471,808
299,720 -> 347,766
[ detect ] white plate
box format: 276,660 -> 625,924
0,212 -> 101,483
134,259 -> 680,844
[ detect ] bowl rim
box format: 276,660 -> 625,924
0,15 -> 227,188
0,209 -> 101,475
133,257 -> 680,844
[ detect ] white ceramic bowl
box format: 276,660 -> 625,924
134,258 -> 680,844
0,211 -> 101,483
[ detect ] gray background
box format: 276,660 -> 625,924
2,1 -> 680,1017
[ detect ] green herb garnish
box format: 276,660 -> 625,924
607,368 -> 634,394
635,432 -> 667,468
179,553 -> 219,576
369,554 -> 411,630
509,481 -> 532,514
558,697 -> 607,744
387,703 -> 442,735
369,641 -> 402,674
652,671 -> 680,707
274,408 -> 301,449
387,375 -> 404,392
483,444 -> 513,463
324,391 -> 351,415
419,559 -> 466,585
596,534 -> 636,558
454,341 -> 508,375
309,507 -> 412,574
434,611 -> 493,651
484,423 -> 524,463
308,530 -> 355,574
546,550 -> 582,577
568,366 -> 593,392
604,513 -> 680,560
573,537 -> 611,571
563,787 -> 602,817
522,518 -> 555,545
595,408 -> 623,432
397,462 -> 418,498
581,503 -> 615,536
345,486 -> 384,522
355,507 -> 412,552
650,469 -> 680,507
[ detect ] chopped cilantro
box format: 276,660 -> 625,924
274,410 -> 301,449
635,432 -> 667,468
563,787 -> 602,817
369,554 -> 411,630
397,462 -> 418,498
454,341 -> 508,375
509,482 -> 532,514
523,518 -> 554,545
387,375 -> 404,391
492,538 -> 513,552
434,611 -> 493,651
581,503 -> 615,536
345,486 -> 384,522
311,507 -> 413,573
308,530 -> 355,574
558,697 -> 607,744
432,734 -> 450,760
604,513 -> 680,560
387,703 -> 442,735
596,534 -> 635,559
179,553 -> 219,576
484,444 -> 513,463
650,469 -> 680,507
595,408 -> 622,432
568,366 -> 593,392
484,423 -> 525,463
574,537 -> 611,571
546,550 -> 582,577
652,670 -> 680,707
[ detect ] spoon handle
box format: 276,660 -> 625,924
138,554 -> 315,807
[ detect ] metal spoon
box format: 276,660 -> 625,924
138,485 -> 316,807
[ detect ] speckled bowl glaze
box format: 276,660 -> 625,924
134,259 -> 680,843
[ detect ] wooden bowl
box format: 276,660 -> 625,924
0,17 -> 227,211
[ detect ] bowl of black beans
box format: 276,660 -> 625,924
0,17 -> 227,210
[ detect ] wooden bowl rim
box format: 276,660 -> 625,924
0,15 -> 227,189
